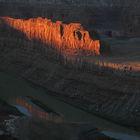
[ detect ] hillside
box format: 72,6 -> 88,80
0,17 -> 140,129
0,0 -> 140,37
0,0 -> 140,133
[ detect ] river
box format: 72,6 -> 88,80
0,71 -> 140,140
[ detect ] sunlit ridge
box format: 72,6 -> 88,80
1,17 -> 100,55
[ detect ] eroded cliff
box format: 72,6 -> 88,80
1,17 -> 100,55
0,0 -> 140,37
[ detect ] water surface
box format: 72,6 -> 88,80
0,71 -> 140,140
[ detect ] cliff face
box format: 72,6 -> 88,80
0,0 -> 140,37
2,17 -> 100,55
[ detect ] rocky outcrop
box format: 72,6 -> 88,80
2,17 -> 100,55
0,99 -> 21,140
0,0 -> 140,37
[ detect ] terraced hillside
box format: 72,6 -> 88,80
0,17 -> 140,129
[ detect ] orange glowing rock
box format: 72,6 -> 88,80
1,17 -> 100,55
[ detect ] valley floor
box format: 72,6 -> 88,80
0,14 -> 140,135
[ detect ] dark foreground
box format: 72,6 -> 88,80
0,99 -> 116,140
